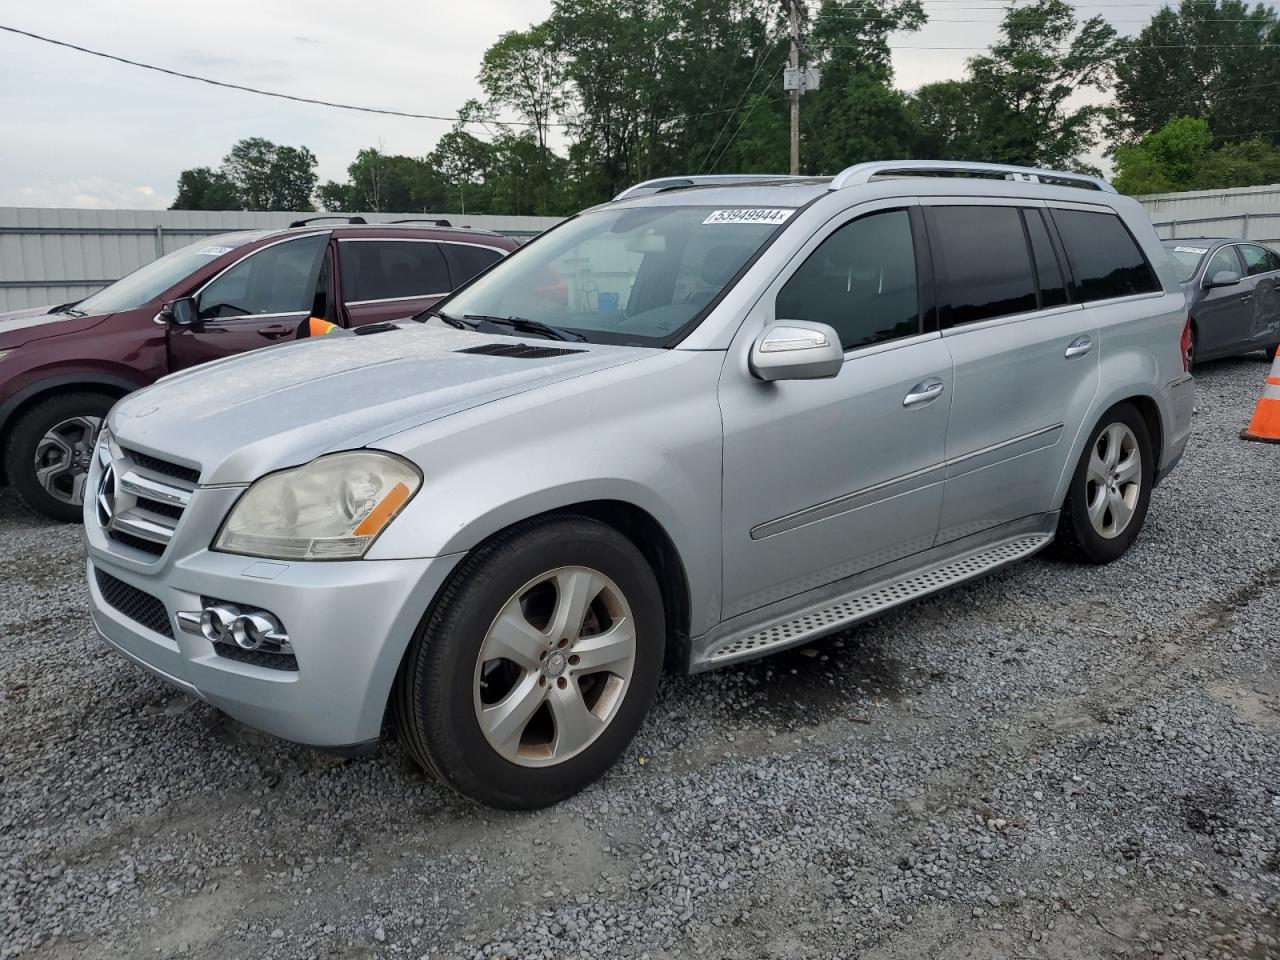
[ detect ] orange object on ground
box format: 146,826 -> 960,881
1241,350 -> 1280,443
308,316 -> 339,337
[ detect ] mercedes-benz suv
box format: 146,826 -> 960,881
83,162 -> 1195,808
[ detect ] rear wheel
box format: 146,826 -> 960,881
1054,403 -> 1153,565
1264,342 -> 1279,362
395,516 -> 664,808
4,392 -> 114,522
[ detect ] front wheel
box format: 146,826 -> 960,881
394,517 -> 665,809
1053,403 -> 1154,564
4,392 -> 114,522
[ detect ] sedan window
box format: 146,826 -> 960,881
1239,244 -> 1278,277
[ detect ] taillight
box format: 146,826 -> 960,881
1181,316 -> 1193,372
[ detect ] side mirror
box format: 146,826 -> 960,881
1205,270 -> 1242,289
155,297 -> 198,327
750,321 -> 843,382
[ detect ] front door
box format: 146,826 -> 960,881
168,233 -> 329,371
719,204 -> 952,620
1195,245 -> 1253,357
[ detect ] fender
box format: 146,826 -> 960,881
0,372 -> 144,436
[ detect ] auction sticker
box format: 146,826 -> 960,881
703,208 -> 794,226
1174,245 -> 1209,255
196,245 -> 233,256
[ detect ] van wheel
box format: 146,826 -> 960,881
4,392 -> 114,522
395,517 -> 664,809
1054,403 -> 1153,565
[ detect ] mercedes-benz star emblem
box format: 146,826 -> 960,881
96,462 -> 118,527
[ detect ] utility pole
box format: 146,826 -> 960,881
787,0 -> 800,175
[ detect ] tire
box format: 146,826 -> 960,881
1053,402 -> 1154,565
4,392 -> 114,522
1187,326 -> 1198,369
1264,342 -> 1279,362
394,516 -> 665,809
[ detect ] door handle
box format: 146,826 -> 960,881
1064,335 -> 1093,359
903,380 -> 945,408
258,324 -> 293,340
1240,293 -> 1253,302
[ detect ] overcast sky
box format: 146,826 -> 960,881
0,1 -> 1146,209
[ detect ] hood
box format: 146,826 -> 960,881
0,304 -> 110,346
108,323 -> 656,485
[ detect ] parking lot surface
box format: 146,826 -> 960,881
3,358 -> 1279,960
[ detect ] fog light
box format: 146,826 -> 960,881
231,611 -> 284,651
199,604 -> 241,644
180,601 -> 292,655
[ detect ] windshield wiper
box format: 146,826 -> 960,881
49,302 -> 86,317
428,310 -> 475,329
463,315 -> 587,343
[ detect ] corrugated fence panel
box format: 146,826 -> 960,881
1138,183 -> 1280,246
0,207 -> 563,310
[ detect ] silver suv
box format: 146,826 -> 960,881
84,161 -> 1195,808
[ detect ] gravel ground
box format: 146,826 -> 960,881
3,357 -> 1279,960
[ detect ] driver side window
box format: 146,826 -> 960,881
199,234 -> 328,320
1206,246 -> 1241,281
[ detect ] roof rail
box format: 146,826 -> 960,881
829,161 -> 1116,194
387,218 -> 453,227
613,174 -> 810,202
288,215 -> 369,228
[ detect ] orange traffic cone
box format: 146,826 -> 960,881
1241,350 -> 1280,444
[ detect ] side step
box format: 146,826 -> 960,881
705,533 -> 1052,666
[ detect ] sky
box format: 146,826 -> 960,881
0,1 -> 1156,209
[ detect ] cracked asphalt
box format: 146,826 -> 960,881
2,356 -> 1279,959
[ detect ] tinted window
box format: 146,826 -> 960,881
776,209 -> 919,350
1205,246 -> 1241,283
340,240 -> 450,302
1239,244 -> 1278,277
445,244 -> 504,286
1023,209 -> 1068,308
199,234 -> 327,319
931,206 -> 1037,325
1052,209 -> 1160,302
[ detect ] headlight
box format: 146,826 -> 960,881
213,451 -> 421,560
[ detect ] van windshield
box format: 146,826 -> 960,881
429,205 -> 793,345
74,235 -> 255,314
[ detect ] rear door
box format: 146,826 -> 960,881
927,201 -> 1100,543
169,233 -> 330,372
338,238 -> 452,326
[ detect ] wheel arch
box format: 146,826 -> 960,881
1053,391 -> 1166,510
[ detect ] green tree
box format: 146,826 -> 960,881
221,138 -> 319,211
908,80 -> 989,160
170,167 -> 242,210
1112,1 -> 1280,145
1112,116 -> 1214,194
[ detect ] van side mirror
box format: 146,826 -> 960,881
750,321 -> 843,381
154,297 -> 198,327
1205,270 -> 1242,289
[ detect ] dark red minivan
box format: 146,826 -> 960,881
0,218 -> 517,520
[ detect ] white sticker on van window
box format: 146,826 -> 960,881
1173,245 -> 1209,255
703,208 -> 794,226
196,245 -> 233,256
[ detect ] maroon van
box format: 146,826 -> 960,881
0,218 -> 517,520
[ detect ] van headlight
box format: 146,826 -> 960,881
213,451 -> 421,560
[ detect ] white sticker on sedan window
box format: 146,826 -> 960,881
1174,245 -> 1209,255
703,208 -> 794,226
196,245 -> 233,256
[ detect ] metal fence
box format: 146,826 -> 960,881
1138,183 -> 1280,247
0,208 -> 563,310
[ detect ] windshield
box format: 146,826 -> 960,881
1162,241 -> 1211,283
434,205 -> 793,345
74,236 -> 254,314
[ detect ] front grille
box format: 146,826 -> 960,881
95,569 -> 173,639
121,448 -> 201,485
136,497 -> 184,521
456,343 -> 584,359
109,530 -> 167,558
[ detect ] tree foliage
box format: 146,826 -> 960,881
1114,116 -> 1280,194
170,167 -> 242,210
172,138 -> 318,211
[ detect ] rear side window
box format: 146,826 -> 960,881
1051,209 -> 1161,301
776,209 -> 920,350
1023,209 -> 1069,308
339,240 -> 450,303
930,206 -> 1037,326
1239,244 -> 1280,277
444,244 -> 504,286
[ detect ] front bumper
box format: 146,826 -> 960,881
85,543 -> 462,749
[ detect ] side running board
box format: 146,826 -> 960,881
705,533 -> 1052,666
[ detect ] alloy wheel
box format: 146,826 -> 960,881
473,566 -> 636,767
33,415 -> 102,506
1085,422 -> 1142,539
